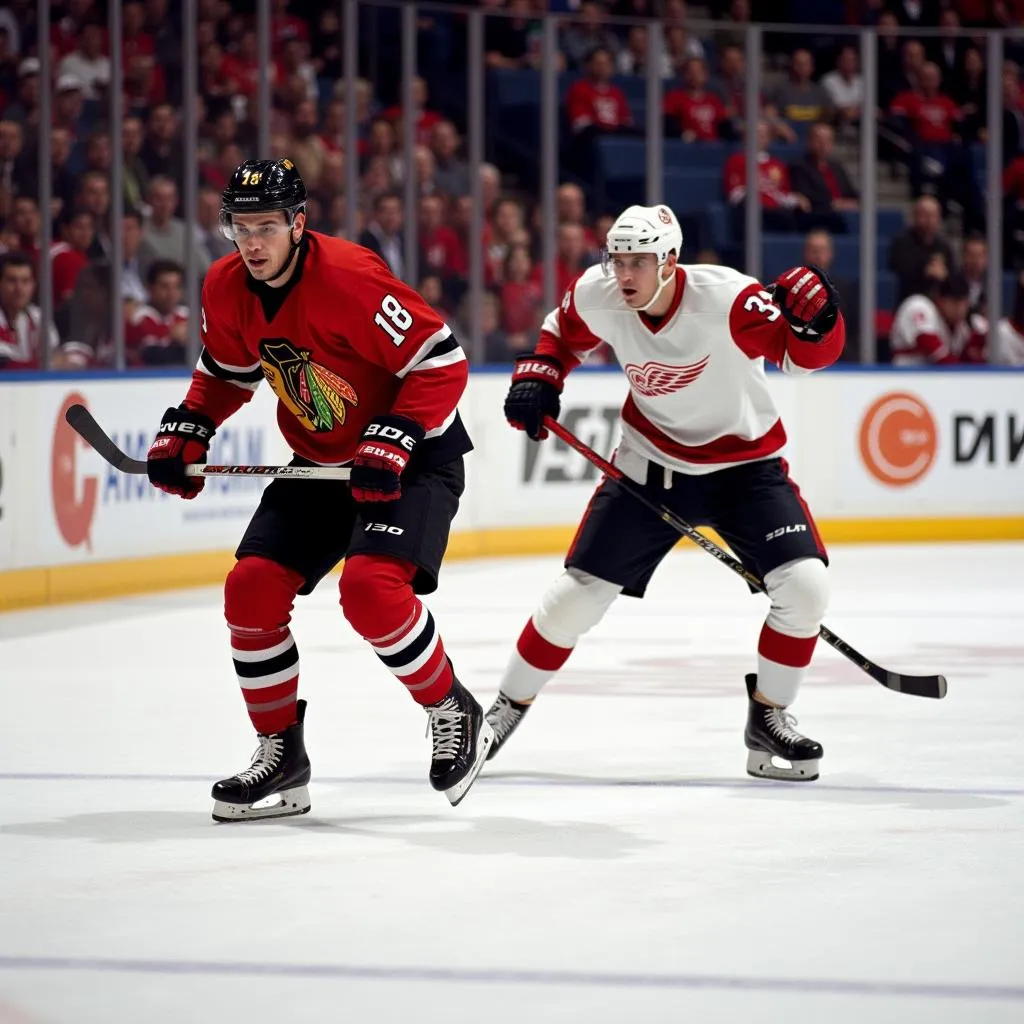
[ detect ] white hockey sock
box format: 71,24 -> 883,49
500,618 -> 573,702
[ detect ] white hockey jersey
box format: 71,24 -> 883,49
889,293 -> 987,366
536,263 -> 845,477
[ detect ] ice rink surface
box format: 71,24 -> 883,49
1,541 -> 1022,1024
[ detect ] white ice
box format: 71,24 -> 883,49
1,542 -> 1022,1024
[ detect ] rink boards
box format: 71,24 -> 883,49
1,367 -> 1022,609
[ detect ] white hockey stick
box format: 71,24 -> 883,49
65,404 -> 351,481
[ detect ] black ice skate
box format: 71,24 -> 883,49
744,674 -> 822,782
484,692 -> 532,760
425,675 -> 494,806
211,700 -> 312,822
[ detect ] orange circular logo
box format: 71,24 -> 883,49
859,392 -> 938,486
52,392 -> 98,549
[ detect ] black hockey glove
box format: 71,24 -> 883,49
146,405 -> 215,499
504,354 -> 564,441
770,264 -> 841,340
350,414 -> 425,503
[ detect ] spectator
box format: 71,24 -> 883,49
562,1 -> 621,70
890,272 -> 987,365
196,186 -> 236,263
429,120 -> 470,200
500,243 -> 542,336
929,8 -> 971,83
788,122 -> 858,233
554,184 -> 595,246
664,57 -> 728,142
531,222 -> 592,297
821,45 -> 863,135
952,47 -> 986,143
140,176 -> 211,280
888,196 -> 956,302
0,251 -> 59,370
271,0 -> 310,56
616,25 -> 674,78
4,59 -> 40,128
664,26 -> 705,78
140,103 -> 184,190
803,229 -> 859,359
53,77 -> 87,165
961,233 -> 988,316
381,76 -> 444,147
1004,149 -> 1024,269
992,271 -> 1024,365
54,261 -> 116,367
771,50 -> 835,128
417,273 -> 448,319
49,128 -> 79,218
75,170 -> 112,261
56,21 -> 111,102
221,30 -> 265,104
1002,63 -> 1024,162
122,116 -> 150,211
565,46 -> 634,176
51,207 -> 94,307
274,38 -> 317,105
712,0 -> 752,53
723,119 -> 809,234
5,195 -> 40,267
484,0 -> 542,71
286,100 -> 327,190
876,12 -> 909,108
480,163 -> 502,219
121,207 -> 147,303
358,191 -> 405,279
310,9 -> 342,80
417,194 -> 462,283
0,120 -> 31,203
125,258 -> 188,366
474,289 -> 513,362
360,155 -> 395,204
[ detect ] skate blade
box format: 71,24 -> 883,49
445,721 -> 495,807
745,749 -> 819,782
212,785 -> 311,822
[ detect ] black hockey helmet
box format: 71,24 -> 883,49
219,158 -> 307,238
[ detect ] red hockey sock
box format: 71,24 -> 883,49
340,554 -> 454,706
224,556 -> 304,734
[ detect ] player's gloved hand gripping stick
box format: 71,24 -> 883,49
542,415 -> 948,701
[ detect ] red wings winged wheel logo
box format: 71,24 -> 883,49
624,355 -> 710,396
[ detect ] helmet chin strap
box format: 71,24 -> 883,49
637,261 -> 676,312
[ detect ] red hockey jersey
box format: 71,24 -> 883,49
183,233 -> 471,467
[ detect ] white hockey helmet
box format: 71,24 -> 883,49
604,204 -> 683,267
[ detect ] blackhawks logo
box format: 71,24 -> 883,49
260,338 -> 359,432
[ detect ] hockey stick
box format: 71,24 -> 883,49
543,416 -> 948,700
65,404 -> 351,481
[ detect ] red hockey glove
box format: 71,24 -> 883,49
504,354 -> 564,441
770,264 -> 840,340
350,414 -> 425,503
146,405 -> 215,499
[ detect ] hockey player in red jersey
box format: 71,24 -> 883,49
145,159 -> 493,819
488,204 -> 846,781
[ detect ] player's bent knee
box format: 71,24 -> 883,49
339,554 -> 416,637
533,568 -> 623,648
764,557 -> 830,633
224,556 -> 304,630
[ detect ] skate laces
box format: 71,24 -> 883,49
488,695 -> 524,741
765,707 -> 804,745
426,695 -> 465,760
235,735 -> 284,785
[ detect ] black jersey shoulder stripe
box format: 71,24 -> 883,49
409,334 -> 460,368
200,347 -> 264,384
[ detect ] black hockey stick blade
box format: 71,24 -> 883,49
66,403 -> 146,473
820,626 -> 948,699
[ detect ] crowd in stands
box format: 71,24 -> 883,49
1,0 -> 1023,370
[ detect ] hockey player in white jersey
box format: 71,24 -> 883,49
487,204 -> 846,781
